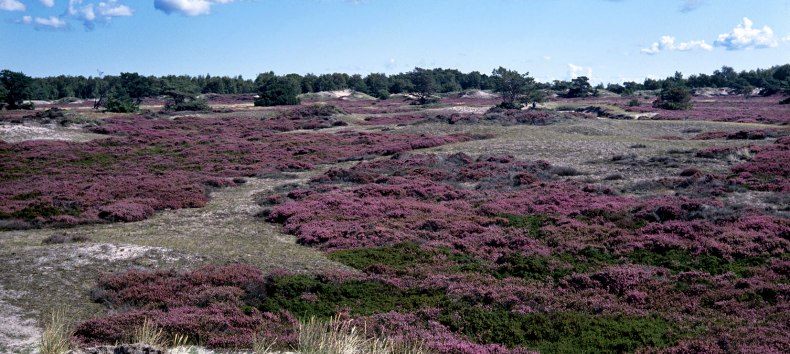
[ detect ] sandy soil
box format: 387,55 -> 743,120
0,123 -> 106,143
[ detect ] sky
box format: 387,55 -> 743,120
0,0 -> 789,84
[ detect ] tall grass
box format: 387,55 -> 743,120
131,318 -> 165,347
298,316 -> 428,354
39,308 -> 71,354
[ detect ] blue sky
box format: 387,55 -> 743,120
1,0 -> 789,83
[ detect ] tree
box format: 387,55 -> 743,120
408,68 -> 437,105
0,70 -> 33,109
491,67 -> 540,109
653,85 -> 692,110
347,74 -> 368,93
566,76 -> 592,98
254,74 -> 301,106
364,73 -> 390,99
119,72 -> 155,103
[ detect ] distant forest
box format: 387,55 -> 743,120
7,64 -> 790,101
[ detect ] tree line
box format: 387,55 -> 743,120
1,64 -> 788,110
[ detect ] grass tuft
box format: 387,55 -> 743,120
131,318 -> 166,347
298,316 -> 428,354
39,308 -> 71,354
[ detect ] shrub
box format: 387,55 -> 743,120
105,98 -> 139,113
627,99 -> 641,107
166,98 -> 211,112
653,86 -> 692,110
438,308 -> 679,352
255,76 -> 301,106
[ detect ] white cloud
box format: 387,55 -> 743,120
40,0 -> 56,7
641,35 -> 712,54
715,17 -> 778,50
21,15 -> 32,24
543,55 -> 552,61
34,16 -> 69,29
66,0 -> 133,30
386,58 -> 396,69
97,1 -> 133,16
568,64 -> 592,79
783,34 -> 790,42
0,0 -> 25,11
154,0 -> 236,16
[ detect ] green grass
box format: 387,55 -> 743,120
438,307 -> 681,353
496,248 -> 618,281
328,243 -> 434,270
499,214 -> 551,238
626,249 -> 766,277
258,274 -> 448,318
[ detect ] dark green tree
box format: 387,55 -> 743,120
491,67 -> 541,109
119,72 -> 155,103
566,76 -> 592,98
408,68 -> 437,105
653,85 -> 692,110
347,74 -> 368,93
364,73 -> 390,99
0,70 -> 33,109
254,74 -> 301,106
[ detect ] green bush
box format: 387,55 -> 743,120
167,98 -> 211,111
653,86 -> 692,110
255,76 -> 301,106
627,99 -> 641,107
329,242 -> 434,270
258,275 -> 447,318
438,307 -> 680,352
627,249 -> 765,277
104,98 -> 138,113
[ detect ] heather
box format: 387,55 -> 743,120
0,112 -> 471,228
257,153 -> 789,353
73,151 -> 789,352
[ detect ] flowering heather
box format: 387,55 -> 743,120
361,114 -> 428,125
74,265 -> 298,348
0,115 -> 471,228
648,96 -> 790,125
729,136 -> 790,192
254,152 -> 790,352
552,96 -> 789,125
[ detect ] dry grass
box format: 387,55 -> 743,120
299,316 -> 428,354
251,334 -> 277,354
131,318 -> 166,347
39,308 -> 71,354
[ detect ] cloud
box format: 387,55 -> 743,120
67,0 -> 133,30
568,64 -> 592,79
784,34 -> 790,42
715,17 -> 778,50
154,0 -> 236,16
97,1 -> 133,16
20,15 -> 69,29
385,58 -> 396,69
679,0 -> 705,13
543,56 -> 552,61
40,0 -> 56,7
0,0 -> 25,11
641,35 -> 713,54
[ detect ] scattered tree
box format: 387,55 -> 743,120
0,70 -> 33,109
653,85 -> 692,110
408,68 -> 437,105
491,67 -> 541,109
566,76 -> 592,98
254,73 -> 301,106
364,73 -> 390,99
